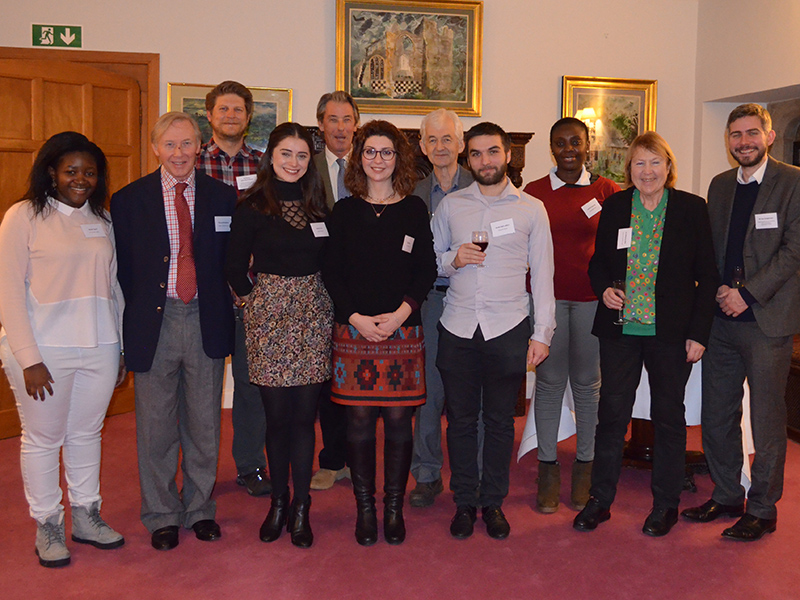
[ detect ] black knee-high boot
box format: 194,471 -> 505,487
348,440 -> 377,546
383,439 -> 413,545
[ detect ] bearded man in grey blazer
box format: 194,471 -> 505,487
682,103 -> 800,541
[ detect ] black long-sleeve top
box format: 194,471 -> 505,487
322,195 -> 437,326
226,180 -> 328,296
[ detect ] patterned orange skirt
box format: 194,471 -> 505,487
331,323 -> 426,407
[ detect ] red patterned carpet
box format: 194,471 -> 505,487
1,410 -> 798,600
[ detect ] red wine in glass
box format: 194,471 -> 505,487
472,231 -> 489,267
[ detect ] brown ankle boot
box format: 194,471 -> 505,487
571,461 -> 593,510
536,461 -> 560,513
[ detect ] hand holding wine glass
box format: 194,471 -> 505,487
472,230 -> 489,267
611,279 -> 626,325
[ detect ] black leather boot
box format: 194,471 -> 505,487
259,490 -> 290,542
287,496 -> 313,548
383,439 -> 412,545
348,440 -> 378,546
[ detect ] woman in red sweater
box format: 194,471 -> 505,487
524,118 -> 620,513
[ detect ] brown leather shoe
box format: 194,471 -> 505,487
680,499 -> 744,523
409,478 -> 444,508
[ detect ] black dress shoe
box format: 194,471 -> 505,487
192,520 -> 221,542
573,498 -> 611,531
721,513 -> 777,541
151,526 -> 179,551
450,505 -> 477,539
642,507 -> 679,537
482,505 -> 510,540
237,468 -> 272,497
681,499 -> 745,523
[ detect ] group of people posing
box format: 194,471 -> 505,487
1,78 -> 798,569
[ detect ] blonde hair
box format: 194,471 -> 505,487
151,111 -> 202,145
624,131 -> 677,189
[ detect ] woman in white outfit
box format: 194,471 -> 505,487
0,131 -> 126,568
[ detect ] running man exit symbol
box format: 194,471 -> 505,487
32,24 -> 83,48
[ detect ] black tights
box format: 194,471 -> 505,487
259,383 -> 321,502
346,405 -> 414,444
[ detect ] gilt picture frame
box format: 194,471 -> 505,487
562,76 -> 657,183
167,83 -> 293,152
336,0 -> 483,116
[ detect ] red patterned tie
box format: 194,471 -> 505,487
174,182 -> 196,303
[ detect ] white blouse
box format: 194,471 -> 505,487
0,198 -> 123,369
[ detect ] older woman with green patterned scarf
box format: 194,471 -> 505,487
573,131 -> 718,537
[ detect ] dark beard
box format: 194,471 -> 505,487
732,145 -> 767,168
473,161 -> 508,186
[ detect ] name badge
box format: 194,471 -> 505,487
581,198 -> 602,218
755,212 -> 778,230
236,174 -> 257,191
490,218 -> 515,237
215,216 -> 232,232
81,224 -> 106,238
310,222 -> 329,238
402,235 -> 415,253
617,227 -> 632,249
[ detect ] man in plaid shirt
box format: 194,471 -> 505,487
196,81 -> 270,498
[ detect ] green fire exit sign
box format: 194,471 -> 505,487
32,24 -> 83,48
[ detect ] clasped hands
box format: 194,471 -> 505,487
716,285 -> 748,317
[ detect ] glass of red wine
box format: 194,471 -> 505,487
612,279 -> 626,325
472,231 -> 489,267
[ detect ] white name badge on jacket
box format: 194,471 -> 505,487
215,216 -> 232,232
81,224 -> 107,238
236,174 -> 257,191
491,218 -> 515,237
311,222 -> 329,237
617,227 -> 633,249
582,198 -> 602,218
755,212 -> 778,229
402,235 -> 414,253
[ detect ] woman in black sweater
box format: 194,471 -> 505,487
226,123 -> 332,548
323,120 -> 437,545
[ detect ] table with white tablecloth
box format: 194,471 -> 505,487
517,361 -> 754,487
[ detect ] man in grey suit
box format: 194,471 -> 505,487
409,108 -> 474,508
310,91 -> 359,490
682,104 -> 800,541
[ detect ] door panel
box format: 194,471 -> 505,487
0,58 -> 142,438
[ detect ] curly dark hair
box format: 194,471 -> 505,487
344,120 -> 417,199
21,131 -> 109,220
239,122 -> 328,221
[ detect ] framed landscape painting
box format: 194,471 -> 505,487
562,76 -> 657,183
167,83 -> 292,152
336,0 -> 483,116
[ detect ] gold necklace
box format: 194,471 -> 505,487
365,191 -> 395,218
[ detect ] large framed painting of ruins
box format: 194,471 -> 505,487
336,0 -> 483,116
562,76 -> 657,183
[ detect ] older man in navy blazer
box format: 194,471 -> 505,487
111,112 -> 236,551
682,104 -> 800,541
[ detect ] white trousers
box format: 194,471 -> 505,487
0,338 -> 119,521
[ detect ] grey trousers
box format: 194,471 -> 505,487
702,317 -> 792,520
412,288 -> 484,483
534,300 -> 600,462
134,299 -> 225,532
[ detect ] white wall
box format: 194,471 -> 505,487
694,0 -> 800,194
2,0 -> 703,188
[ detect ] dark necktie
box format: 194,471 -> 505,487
336,157 -> 350,200
174,182 -> 196,303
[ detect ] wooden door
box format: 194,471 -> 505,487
0,58 -> 141,438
